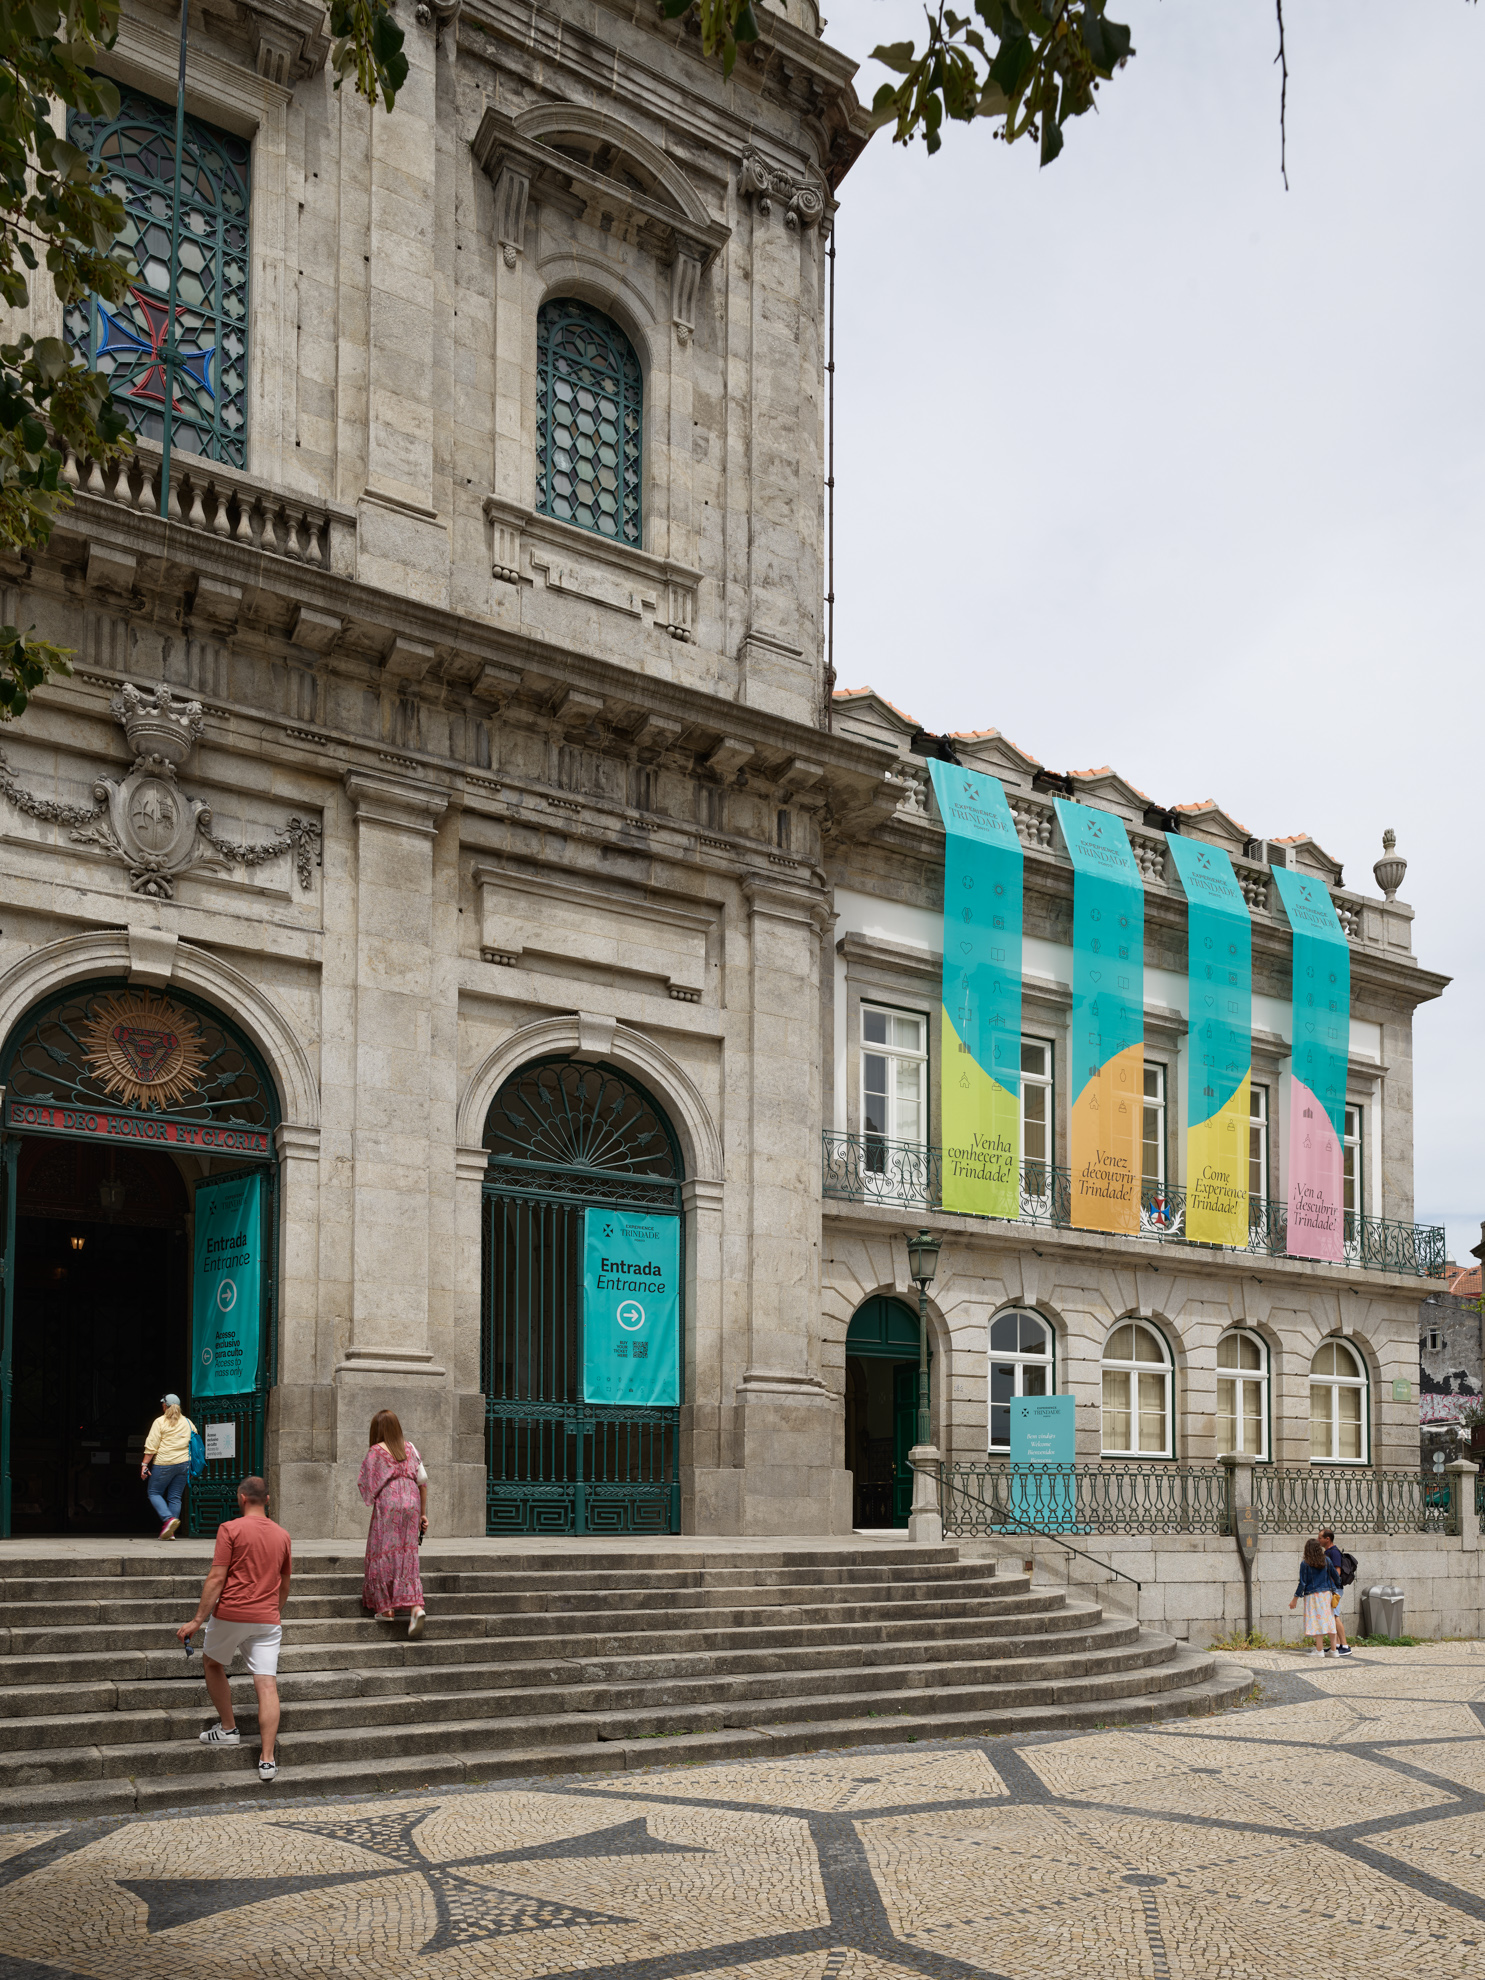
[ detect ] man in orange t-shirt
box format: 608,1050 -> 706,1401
177,1476 -> 293,1784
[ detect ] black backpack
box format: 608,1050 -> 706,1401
1337,1551 -> 1359,1587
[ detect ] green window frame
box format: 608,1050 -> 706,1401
64,82 -> 250,468
535,299 -> 642,546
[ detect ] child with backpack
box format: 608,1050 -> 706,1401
1290,1536 -> 1342,1655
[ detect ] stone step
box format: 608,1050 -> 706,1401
0,1623 -> 1151,1748
4,1655 -> 1254,1821
0,1596 -> 1090,1679
0,1575 -> 1023,1629
0,1634 -> 1201,1788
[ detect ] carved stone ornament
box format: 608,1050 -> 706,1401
738,149 -> 829,233
79,988 -> 208,1110
0,682 -> 322,901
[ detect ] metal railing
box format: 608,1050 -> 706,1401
925,1460 -> 1463,1540
1250,1464 -> 1457,1536
822,1133 -> 1447,1278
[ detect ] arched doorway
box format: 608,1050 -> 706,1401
481,1057 -> 683,1534
844,1296 -> 927,1529
0,979 -> 280,1535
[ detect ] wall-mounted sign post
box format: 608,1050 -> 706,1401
581,1209 -> 680,1407
191,1171 -> 263,1397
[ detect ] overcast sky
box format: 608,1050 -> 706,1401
827,0 -> 1484,1265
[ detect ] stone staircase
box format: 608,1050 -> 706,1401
0,1544 -> 1250,1817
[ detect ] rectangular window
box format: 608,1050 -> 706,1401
1249,1083 -> 1270,1201
1343,1105 -> 1363,1235
861,1006 -> 927,1161
1142,1063 -> 1167,1187
64,84 -> 251,468
1020,1037 -> 1053,1183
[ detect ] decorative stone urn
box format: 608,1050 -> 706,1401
1373,828 -> 1408,901
111,682 -> 205,775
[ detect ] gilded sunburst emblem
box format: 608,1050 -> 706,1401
78,990 -> 208,1111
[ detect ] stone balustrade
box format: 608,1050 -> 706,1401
60,444 -> 356,579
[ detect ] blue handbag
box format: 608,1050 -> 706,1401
187,1429 -> 206,1482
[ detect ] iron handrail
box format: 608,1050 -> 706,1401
822,1132 -> 1447,1278
910,1455 -> 1143,1596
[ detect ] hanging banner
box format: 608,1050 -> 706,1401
1054,799 -> 1144,1234
1271,865 -> 1350,1262
192,1171 -> 264,1399
1166,835 -> 1253,1247
1009,1392 -> 1077,1532
928,762 -> 1023,1218
582,1208 -> 681,1406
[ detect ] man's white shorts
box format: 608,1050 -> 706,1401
201,1618 -> 282,1676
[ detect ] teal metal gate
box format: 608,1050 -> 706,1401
482,1059 -> 682,1535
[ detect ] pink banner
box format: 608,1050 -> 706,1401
1286,1076 -> 1344,1262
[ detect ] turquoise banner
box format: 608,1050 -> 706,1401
1009,1393 -> 1076,1532
1053,799 -> 1145,1234
1271,866 -> 1350,1262
928,761 -> 1023,1217
192,1172 -> 263,1398
1166,835 -> 1253,1246
582,1208 -> 680,1406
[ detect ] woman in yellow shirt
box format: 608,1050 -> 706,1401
140,1394 -> 197,1539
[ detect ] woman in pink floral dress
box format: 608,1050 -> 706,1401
358,1410 -> 428,1638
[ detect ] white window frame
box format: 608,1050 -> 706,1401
860,1003 -> 928,1153
1019,1035 -> 1054,1176
987,1308 -> 1056,1452
1100,1319 -> 1174,1459
1249,1083 -> 1270,1202
1215,1327 -> 1269,1461
1343,1104 -> 1364,1231
1309,1339 -> 1370,1465
1142,1062 -> 1167,1189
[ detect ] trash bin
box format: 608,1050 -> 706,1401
1361,1584 -> 1405,1638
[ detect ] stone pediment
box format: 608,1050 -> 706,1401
830,688 -> 919,754
1066,765 -> 1150,825
951,727 -> 1041,793
1172,800 -> 1250,852
1273,833 -> 1345,885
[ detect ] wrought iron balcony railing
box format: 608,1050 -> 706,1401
925,1460 -> 1462,1539
822,1132 -> 1446,1278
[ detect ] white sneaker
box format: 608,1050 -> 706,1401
1308,1648 -> 1325,1658
199,1723 -> 241,1745
258,1758 -> 278,1784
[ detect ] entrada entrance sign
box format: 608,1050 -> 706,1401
192,1172 -> 264,1397
581,1209 -> 680,1407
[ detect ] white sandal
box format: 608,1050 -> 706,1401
408,1608 -> 426,1639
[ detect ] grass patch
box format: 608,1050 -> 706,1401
1208,1630 -> 1277,1652
1350,1634 -> 1425,1648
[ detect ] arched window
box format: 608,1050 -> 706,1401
1216,1328 -> 1269,1460
536,299 -> 642,546
65,83 -> 251,467
1310,1339 -> 1368,1464
988,1309 -> 1055,1451
1101,1320 -> 1172,1458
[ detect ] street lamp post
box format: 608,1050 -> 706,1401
904,1227 -> 943,1545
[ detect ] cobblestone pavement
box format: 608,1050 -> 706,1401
3,1643 -> 1485,1980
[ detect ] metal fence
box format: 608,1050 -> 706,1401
822,1133 -> 1447,1278
928,1460 -> 1463,1539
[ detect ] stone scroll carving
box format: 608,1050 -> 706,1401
0,683 -> 322,901
738,149 -> 829,233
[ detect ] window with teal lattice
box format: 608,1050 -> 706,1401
64,84 -> 250,468
535,299 -> 642,546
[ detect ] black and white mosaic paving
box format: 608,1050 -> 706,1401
3,1644 -> 1485,1980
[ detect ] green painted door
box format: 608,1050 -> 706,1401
892,1365 -> 917,1524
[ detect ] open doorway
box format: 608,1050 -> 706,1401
843,1295 -> 928,1529
8,1139 -> 189,1535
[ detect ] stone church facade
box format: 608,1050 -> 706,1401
0,0 -> 1449,1545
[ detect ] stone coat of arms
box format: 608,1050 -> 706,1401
0,682 -> 320,900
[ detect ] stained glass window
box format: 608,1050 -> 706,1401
64,84 -> 250,468
535,300 -> 642,546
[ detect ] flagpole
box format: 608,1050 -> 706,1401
158,0 -> 189,519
